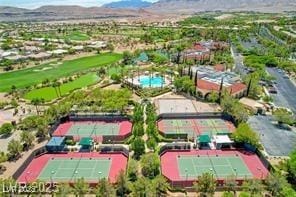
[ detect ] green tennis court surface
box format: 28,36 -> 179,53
38,158 -> 111,181
162,119 -> 195,128
177,155 -> 252,179
159,118 -> 233,138
68,123 -> 120,137
195,119 -> 226,127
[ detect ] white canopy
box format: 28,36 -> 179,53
213,135 -> 233,144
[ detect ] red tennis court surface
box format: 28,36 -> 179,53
52,120 -> 132,142
161,150 -> 269,187
18,152 -> 128,184
158,118 -> 235,138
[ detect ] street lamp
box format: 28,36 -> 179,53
185,168 -> 188,187
50,170 -> 55,183
50,170 -> 55,191
209,168 -> 214,179
234,168 -> 237,179
98,171 -> 102,181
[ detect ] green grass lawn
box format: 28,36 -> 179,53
64,32 -> 90,41
24,73 -> 99,101
107,65 -> 134,76
0,53 -> 122,92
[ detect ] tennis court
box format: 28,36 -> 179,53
67,122 -> 120,137
18,152 -> 128,184
52,120 -> 132,141
158,118 -> 235,138
38,157 -> 111,182
178,155 -> 252,179
161,150 -> 269,187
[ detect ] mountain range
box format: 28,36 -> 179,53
148,0 -> 296,13
103,0 -> 152,9
0,0 -> 295,22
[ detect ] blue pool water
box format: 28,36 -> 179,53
139,76 -> 164,88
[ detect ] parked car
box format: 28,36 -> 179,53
269,87 -> 277,94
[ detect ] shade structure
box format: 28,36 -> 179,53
198,134 -> 211,143
79,137 -> 93,146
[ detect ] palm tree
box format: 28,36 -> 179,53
31,98 -> 42,115
73,177 -> 89,197
176,45 -> 185,64
96,178 -> 116,197
193,172 -> 216,197
52,81 -> 60,98
56,82 -> 62,97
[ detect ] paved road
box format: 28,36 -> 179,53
248,115 -> 296,156
231,45 -> 248,76
267,67 -> 296,114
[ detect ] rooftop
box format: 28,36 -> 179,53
155,98 -> 198,114
46,137 -> 65,147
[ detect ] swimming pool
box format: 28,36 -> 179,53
139,76 -> 164,88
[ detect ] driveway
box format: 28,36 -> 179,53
248,115 -> 296,156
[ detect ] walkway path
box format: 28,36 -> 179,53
142,103 -> 150,153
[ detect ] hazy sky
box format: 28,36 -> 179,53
0,0 -> 157,9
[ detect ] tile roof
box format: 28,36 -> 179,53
197,79 -> 246,95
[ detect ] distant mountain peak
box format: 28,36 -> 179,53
149,0 -> 296,13
103,0 -> 152,9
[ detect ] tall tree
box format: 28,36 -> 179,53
141,153 -> 160,179
52,81 -> 60,98
73,178 -> 89,197
151,175 -> 170,197
131,137 -> 145,160
36,124 -> 49,142
287,149 -> 296,185
31,98 -> 44,115
232,123 -> 262,150
0,123 -> 14,136
56,82 -> 62,97
224,175 -> 237,196
116,170 -> 130,197
56,182 -> 73,196
130,177 -> 150,197
20,131 -> 35,150
7,139 -> 23,160
266,172 -> 287,197
96,178 -> 116,197
193,172 -> 216,197
242,179 -> 264,197
127,159 -> 138,182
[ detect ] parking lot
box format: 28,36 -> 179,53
267,67 -> 296,113
248,115 -> 296,156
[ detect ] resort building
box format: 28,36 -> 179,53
183,40 -> 229,62
185,66 -> 247,99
